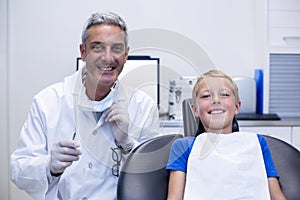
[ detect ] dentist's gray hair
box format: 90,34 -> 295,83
81,11 -> 128,49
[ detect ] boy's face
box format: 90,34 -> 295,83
193,77 -> 241,134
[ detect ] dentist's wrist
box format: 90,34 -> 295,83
120,141 -> 133,152
115,138 -> 133,153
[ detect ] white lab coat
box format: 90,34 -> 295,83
10,69 -> 160,200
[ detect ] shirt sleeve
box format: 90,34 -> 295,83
10,98 -> 52,199
257,134 -> 279,178
166,137 -> 195,173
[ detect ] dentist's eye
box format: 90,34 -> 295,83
91,43 -> 104,52
111,44 -> 125,54
88,42 -> 105,52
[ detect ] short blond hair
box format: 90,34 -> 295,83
192,70 -> 240,106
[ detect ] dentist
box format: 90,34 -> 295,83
10,11 -> 160,200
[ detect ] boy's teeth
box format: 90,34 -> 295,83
211,110 -> 223,114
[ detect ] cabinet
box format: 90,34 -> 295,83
160,120 -> 300,150
160,126 -> 184,136
292,126 -> 300,150
239,126 -> 291,144
160,121 -> 184,135
268,0 -> 300,53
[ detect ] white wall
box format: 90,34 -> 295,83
1,0 -> 267,199
0,0 -> 9,199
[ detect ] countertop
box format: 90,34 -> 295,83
160,118 -> 300,127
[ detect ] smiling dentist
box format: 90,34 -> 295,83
10,11 -> 160,200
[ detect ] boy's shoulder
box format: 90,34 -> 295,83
173,136 -> 196,148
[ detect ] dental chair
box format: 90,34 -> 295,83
182,98 -> 300,200
117,134 -> 183,200
263,135 -> 300,200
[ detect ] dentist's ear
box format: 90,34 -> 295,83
79,44 -> 87,61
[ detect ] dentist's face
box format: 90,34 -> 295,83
194,77 -> 240,134
80,24 -> 129,88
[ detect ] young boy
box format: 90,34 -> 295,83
166,70 -> 286,200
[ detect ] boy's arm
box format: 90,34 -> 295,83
167,170 -> 186,200
268,177 -> 286,200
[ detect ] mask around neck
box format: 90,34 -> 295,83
78,86 -> 118,112
74,69 -> 120,112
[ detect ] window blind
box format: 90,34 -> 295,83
269,54 -> 300,117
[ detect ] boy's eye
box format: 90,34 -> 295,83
220,92 -> 230,97
200,94 -> 211,99
220,89 -> 231,97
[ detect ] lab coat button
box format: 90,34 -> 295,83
92,130 -> 97,135
82,197 -> 87,200
88,162 -> 93,169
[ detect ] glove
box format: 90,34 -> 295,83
50,140 -> 81,176
103,102 -> 132,150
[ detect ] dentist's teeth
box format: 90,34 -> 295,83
211,110 -> 223,114
102,67 -> 112,70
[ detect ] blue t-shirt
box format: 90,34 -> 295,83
166,134 -> 279,178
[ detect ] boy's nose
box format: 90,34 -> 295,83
212,94 -> 221,104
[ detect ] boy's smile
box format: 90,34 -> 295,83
194,76 -> 240,134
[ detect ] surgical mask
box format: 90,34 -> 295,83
77,81 -> 119,112
73,67 -> 120,112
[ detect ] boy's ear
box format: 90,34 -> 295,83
235,101 -> 241,114
192,103 -> 200,118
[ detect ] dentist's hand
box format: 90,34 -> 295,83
103,102 -> 132,148
50,140 -> 81,176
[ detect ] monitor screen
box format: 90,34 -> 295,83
76,55 -> 160,106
